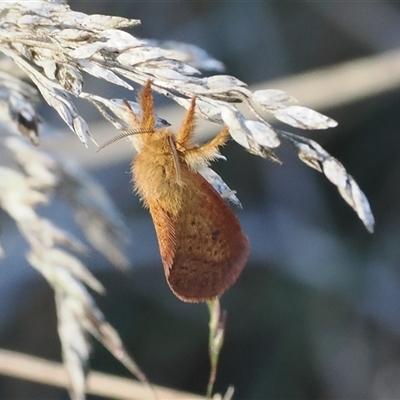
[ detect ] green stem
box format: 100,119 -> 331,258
206,298 -> 226,399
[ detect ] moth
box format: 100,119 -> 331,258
99,80 -> 249,302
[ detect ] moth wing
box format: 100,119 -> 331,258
148,166 -> 249,302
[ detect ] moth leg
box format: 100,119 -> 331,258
176,96 -> 196,149
183,126 -> 230,168
138,80 -> 156,130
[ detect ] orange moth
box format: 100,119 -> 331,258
99,80 -> 249,302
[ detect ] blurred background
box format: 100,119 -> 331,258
2,2 -> 400,399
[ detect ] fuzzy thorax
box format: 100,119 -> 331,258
132,128 -> 186,216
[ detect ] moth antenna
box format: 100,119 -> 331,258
122,98 -> 141,126
167,135 -> 182,183
96,128 -> 153,152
